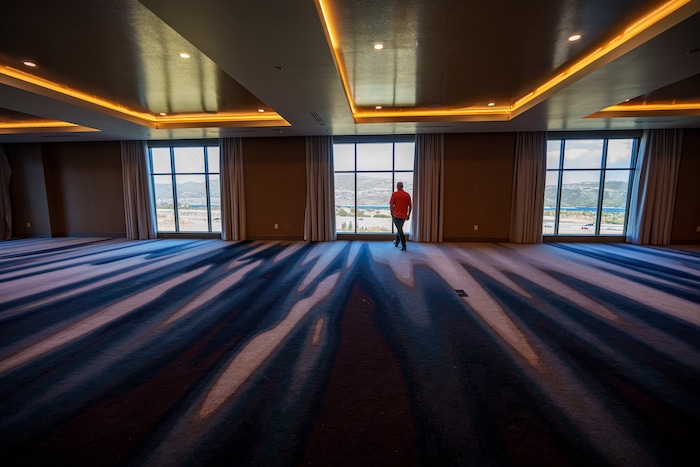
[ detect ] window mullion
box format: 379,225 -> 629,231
623,138 -> 640,235
596,140 -> 608,235
170,147 -> 179,232
204,146 -> 212,232
354,145 -> 358,233
554,140 -> 564,235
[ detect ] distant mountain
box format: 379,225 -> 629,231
544,181 -> 628,208
154,181 -> 220,202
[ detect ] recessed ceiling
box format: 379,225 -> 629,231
0,0 -> 699,143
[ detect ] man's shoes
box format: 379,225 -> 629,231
394,241 -> 399,247
400,246 -> 406,251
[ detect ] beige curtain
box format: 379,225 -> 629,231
627,129 -> 683,245
304,136 -> 336,241
220,138 -> 247,241
121,140 -> 156,240
510,132 -> 547,243
413,133 -> 445,243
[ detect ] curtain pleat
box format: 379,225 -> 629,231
627,129 -> 683,245
510,132 -> 547,243
0,145 -> 12,240
304,136 -> 336,241
220,138 -> 247,241
414,133 -> 445,243
120,141 -> 156,240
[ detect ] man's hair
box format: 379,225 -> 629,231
397,181 -> 403,189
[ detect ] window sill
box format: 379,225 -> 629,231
543,235 -> 627,243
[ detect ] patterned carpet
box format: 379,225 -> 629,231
1,238 -> 699,466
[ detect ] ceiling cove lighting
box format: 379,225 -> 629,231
0,64 -> 290,129
152,112 -> 289,130
316,0 -> 698,123
0,121 -> 76,129
587,101 -> 700,118
511,0 -> 697,116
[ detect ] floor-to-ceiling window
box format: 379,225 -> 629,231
334,141 -> 415,234
544,137 -> 638,236
149,144 -> 221,233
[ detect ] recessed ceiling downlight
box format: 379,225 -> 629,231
179,52 -> 191,59
23,60 -> 37,67
373,43 -> 384,50
568,34 -> 582,41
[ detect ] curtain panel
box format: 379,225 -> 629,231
414,133 -> 445,243
220,138 -> 247,241
510,132 -> 547,243
120,141 -> 156,240
0,145 -> 12,240
304,136 -> 336,242
627,129 -> 683,245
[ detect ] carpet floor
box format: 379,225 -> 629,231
1,238 -> 699,466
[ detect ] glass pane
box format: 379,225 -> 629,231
606,139 -> 634,168
546,140 -> 561,169
563,140 -> 603,169
333,144 -> 355,171
174,147 -> 205,173
207,146 -> 220,173
153,174 -> 175,231
395,142 -> 415,170
335,173 -> 355,232
600,170 -> 630,235
543,171 -> 559,235
176,174 -> 208,231
559,170 -> 600,235
209,174 -> 221,232
357,143 -> 392,171
151,148 -> 172,173
356,172 -> 393,232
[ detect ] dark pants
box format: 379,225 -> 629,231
393,216 -> 406,248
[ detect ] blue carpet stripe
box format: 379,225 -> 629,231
0,239 -> 698,466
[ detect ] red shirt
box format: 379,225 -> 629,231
390,189 -> 412,219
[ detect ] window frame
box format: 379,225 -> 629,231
333,137 -> 415,236
148,141 -> 221,235
545,134 -> 639,237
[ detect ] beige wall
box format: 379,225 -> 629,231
671,128 -> 700,244
6,141 -> 125,237
243,137 -> 307,240
443,132 -> 516,241
6,144 -> 51,237
3,130 -> 699,243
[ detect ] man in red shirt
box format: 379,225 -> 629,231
389,181 -> 412,251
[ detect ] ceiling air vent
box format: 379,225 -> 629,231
311,112 -> 326,126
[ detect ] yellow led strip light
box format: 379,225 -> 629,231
0,65 -> 289,128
